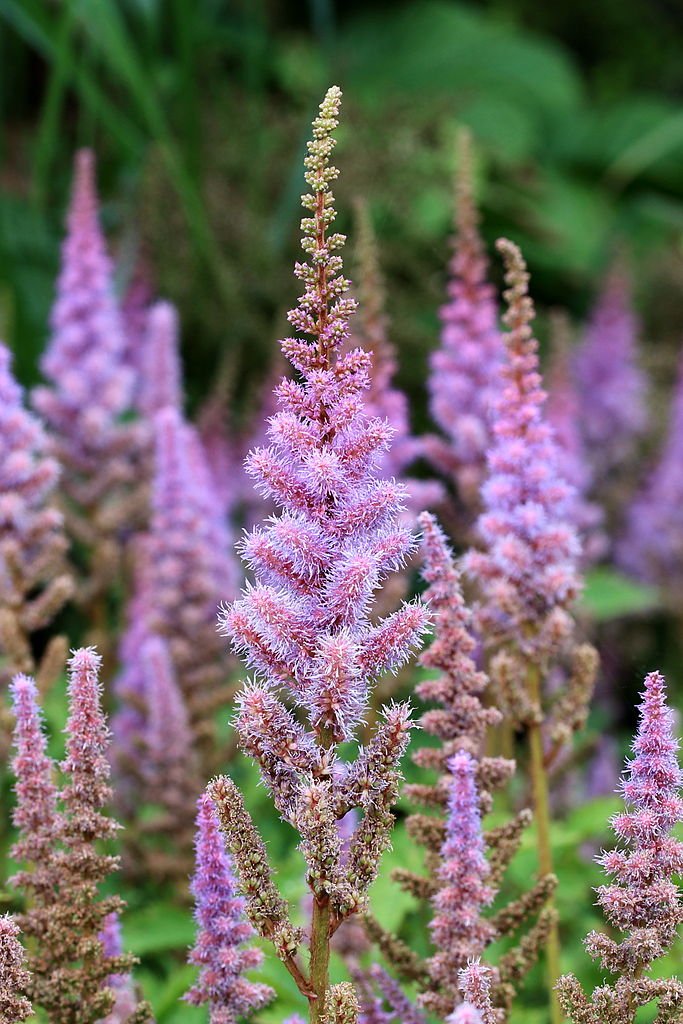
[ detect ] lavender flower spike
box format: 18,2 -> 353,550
10,673 -> 60,873
464,239 -> 581,659
186,794 -> 274,1023
137,300 -> 183,417
429,753 -> 495,994
574,258 -> 646,480
0,341 -> 72,684
425,128 -> 502,509
620,352 -> 683,595
557,670 -> 683,1022
32,149 -> 143,607
0,915 -> 32,1023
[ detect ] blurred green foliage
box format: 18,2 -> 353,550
2,0 -> 683,407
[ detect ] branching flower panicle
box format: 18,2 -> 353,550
216,86 -> 428,1024
557,670 -> 683,1022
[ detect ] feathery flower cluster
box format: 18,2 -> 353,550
0,915 -> 32,1022
425,129 -> 502,510
214,86 -> 427,1022
557,670 -> 683,1022
458,961 -> 500,1024
620,353 -> 683,596
545,314 -> 606,565
10,649 -> 150,1023
429,753 -> 496,999
32,150 -> 144,607
186,794 -> 274,1022
465,239 -> 581,659
137,300 -> 183,418
0,342 -> 72,686
114,406 -> 236,775
574,261 -> 646,481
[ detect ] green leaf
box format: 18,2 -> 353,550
581,567 -> 660,621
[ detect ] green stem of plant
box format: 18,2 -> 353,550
527,663 -> 563,1024
309,894 -> 331,1024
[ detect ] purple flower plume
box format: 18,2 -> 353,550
137,300 -> 183,418
464,239 -> 581,657
186,794 -> 274,1023
557,670 -> 683,1021
0,342 -> 71,681
33,148 -> 139,494
545,316 -> 606,565
425,130 -> 503,509
113,405 -> 236,782
429,752 -> 495,987
574,260 -> 646,480
619,353 -> 683,593
32,150 -> 143,601
210,87 -> 427,979
10,673 -> 60,869
224,102 -> 429,742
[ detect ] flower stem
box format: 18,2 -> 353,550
309,894 -> 331,1024
527,663 -> 563,1024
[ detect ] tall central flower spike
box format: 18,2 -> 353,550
32,150 -> 144,619
0,342 -> 72,689
209,86 -> 428,1024
369,514 -> 556,1020
425,128 -> 503,514
465,240 -> 597,1024
574,258 -> 646,483
557,671 -> 683,1022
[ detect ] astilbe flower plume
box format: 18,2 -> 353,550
619,352 -> 683,599
120,634 -> 201,881
464,240 -> 581,660
370,513 -> 554,1020
0,342 -> 72,689
113,405 -> 236,783
211,86 -> 428,1024
32,150 -> 144,611
545,313 -> 605,565
185,794 -> 274,1023
424,129 -> 503,512
0,915 -> 32,1022
137,300 -> 183,418
428,754 -> 496,1000
574,259 -> 646,482
10,649 -> 151,1024
557,670 -> 683,1023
